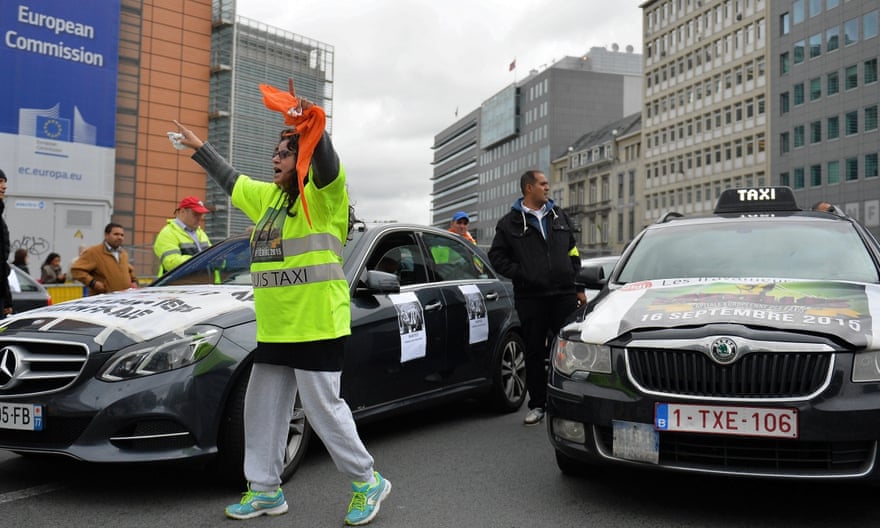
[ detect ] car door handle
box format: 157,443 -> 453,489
485,292 -> 499,301
424,301 -> 443,311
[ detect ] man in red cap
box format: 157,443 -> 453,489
153,196 -> 212,277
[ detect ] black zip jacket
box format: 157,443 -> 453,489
488,200 -> 581,299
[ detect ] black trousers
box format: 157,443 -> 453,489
514,294 -> 578,410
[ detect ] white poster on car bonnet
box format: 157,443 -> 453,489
458,284 -> 488,344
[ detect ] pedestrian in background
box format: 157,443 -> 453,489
40,252 -> 67,284
153,196 -> 212,277
71,223 -> 138,295
171,76 -> 390,526
448,211 -> 477,244
11,248 -> 28,275
488,169 -> 585,426
0,171 -> 13,318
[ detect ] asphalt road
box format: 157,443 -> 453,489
1,399 -> 879,527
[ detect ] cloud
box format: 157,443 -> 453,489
237,0 -> 644,224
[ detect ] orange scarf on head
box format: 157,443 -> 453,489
259,83 -> 327,227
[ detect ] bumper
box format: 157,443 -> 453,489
546,362 -> 880,480
0,351 -> 237,464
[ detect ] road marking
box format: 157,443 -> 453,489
0,483 -> 66,504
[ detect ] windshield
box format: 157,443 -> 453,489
617,219 -> 880,284
154,229 -> 367,287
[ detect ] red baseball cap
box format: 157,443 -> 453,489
178,196 -> 210,213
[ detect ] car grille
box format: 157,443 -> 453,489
627,348 -> 831,398
597,426 -> 874,477
0,340 -> 89,396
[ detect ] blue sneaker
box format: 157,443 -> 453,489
224,485 -> 288,520
344,471 -> 391,526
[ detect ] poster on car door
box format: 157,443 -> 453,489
458,284 -> 488,344
583,278 -> 876,347
389,292 -> 427,362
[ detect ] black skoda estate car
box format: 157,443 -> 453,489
548,187 -> 880,481
0,223 -> 525,482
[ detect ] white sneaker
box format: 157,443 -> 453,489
523,407 -> 545,426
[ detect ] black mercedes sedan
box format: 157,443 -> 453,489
0,223 -> 525,483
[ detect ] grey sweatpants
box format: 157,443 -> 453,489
243,363 -> 375,491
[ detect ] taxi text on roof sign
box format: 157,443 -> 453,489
714,186 -> 799,214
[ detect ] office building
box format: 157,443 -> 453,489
205,5 -> 334,240
641,0 -> 770,226
431,46 -> 642,243
770,1 -> 880,234
551,112 -> 642,256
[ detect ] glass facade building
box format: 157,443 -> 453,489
206,11 -> 334,239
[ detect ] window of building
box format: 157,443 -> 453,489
867,153 -> 879,178
809,0 -> 821,17
827,0 -> 840,9
828,71 -> 840,95
793,0 -> 805,24
866,105 -> 878,131
809,33 -> 822,58
810,121 -> 822,143
794,83 -> 805,105
828,115 -> 840,139
780,92 -> 790,114
828,160 -> 840,184
781,52 -> 790,74
866,58 -> 878,84
781,132 -> 790,154
794,167 -> 805,188
794,40 -> 805,64
809,77 -> 822,100
865,10 -> 879,39
846,111 -> 858,135
780,172 -> 790,186
846,158 -> 859,181
845,64 -> 858,90
810,164 -> 822,186
827,26 -> 840,52
794,125 -> 805,147
844,17 -> 859,46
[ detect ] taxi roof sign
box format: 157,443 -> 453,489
714,187 -> 799,214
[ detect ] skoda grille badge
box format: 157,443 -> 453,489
710,337 -> 738,364
0,346 -> 21,389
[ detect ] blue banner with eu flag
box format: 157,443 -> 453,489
0,0 -> 119,147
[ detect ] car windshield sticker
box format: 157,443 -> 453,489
459,284 -> 488,344
2,286 -> 254,344
582,279 -> 875,347
389,292 -> 427,362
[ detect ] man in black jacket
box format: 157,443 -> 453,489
0,170 -> 12,318
488,170 -> 585,425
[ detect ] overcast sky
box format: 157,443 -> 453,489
237,0 -> 644,225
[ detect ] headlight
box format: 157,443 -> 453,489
551,335 -> 612,378
853,350 -> 880,382
98,325 -> 222,381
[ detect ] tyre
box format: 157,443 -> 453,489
486,331 -> 527,413
216,367 -> 312,486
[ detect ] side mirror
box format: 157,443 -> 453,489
575,264 -> 607,290
356,270 -> 401,294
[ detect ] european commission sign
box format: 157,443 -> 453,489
0,0 -> 119,199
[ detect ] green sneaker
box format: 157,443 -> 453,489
224,485 -> 288,520
344,471 -> 391,526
